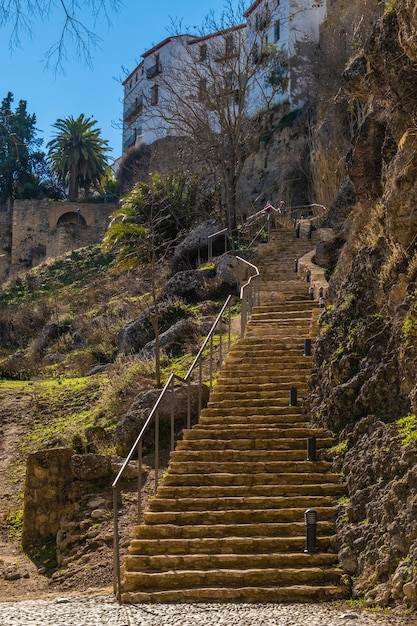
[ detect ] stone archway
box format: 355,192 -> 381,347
56,211 -> 87,227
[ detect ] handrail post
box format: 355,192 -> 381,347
198,357 -> 202,415
241,294 -> 247,337
187,379 -> 191,429
138,440 -> 143,520
209,335 -> 213,390
113,487 -> 121,602
219,315 -> 223,365
228,301 -> 232,351
155,409 -> 159,494
170,377 -> 175,451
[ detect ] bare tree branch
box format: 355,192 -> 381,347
0,0 -> 124,71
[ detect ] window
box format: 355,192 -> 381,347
200,44 -> 207,61
150,84 -> 159,105
198,77 -> 207,100
274,20 -> 280,42
225,34 -> 234,56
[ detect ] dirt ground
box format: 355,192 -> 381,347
0,389 -> 159,602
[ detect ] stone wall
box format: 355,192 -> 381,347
0,201 -> 116,282
22,448 -> 74,548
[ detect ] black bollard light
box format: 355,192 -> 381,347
308,286 -> 314,300
307,436 -> 316,461
303,338 -> 311,356
294,258 -> 298,273
319,296 -> 325,308
295,223 -> 300,238
289,386 -> 298,406
319,286 -> 324,298
305,269 -> 311,283
304,509 -> 317,553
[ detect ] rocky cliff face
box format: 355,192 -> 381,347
306,0 -> 417,609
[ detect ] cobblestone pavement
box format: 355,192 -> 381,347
1,596 -> 416,626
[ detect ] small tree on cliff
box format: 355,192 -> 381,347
47,114 -> 111,201
103,173 -> 213,385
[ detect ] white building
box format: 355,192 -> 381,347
122,0 -> 326,153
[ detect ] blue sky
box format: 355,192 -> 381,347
0,0 -> 230,161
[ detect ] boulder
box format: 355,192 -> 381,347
164,268 -> 215,301
172,219 -> 222,269
140,318 -> 201,358
118,300 -> 187,355
214,249 -> 256,286
70,453 -> 112,481
115,384 -> 209,456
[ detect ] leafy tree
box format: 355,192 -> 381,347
103,172 -> 216,385
0,91 -> 44,208
47,114 -> 111,201
0,0 -> 123,71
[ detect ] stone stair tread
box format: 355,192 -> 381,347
162,472 -> 343,486
142,507 -> 337,526
156,484 -> 346,498
127,535 -> 332,555
132,521 -> 336,539
176,439 -> 335,452
168,460 -> 332,473
122,566 -> 344,592
148,495 -> 337,511
123,552 -> 339,571
183,427 -> 328,439
121,585 -> 348,603
171,449 -> 316,461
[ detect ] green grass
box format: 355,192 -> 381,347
397,414 -> 417,450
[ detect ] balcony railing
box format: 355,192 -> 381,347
146,63 -> 162,79
124,100 -> 143,121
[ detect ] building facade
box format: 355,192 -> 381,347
122,0 -> 327,153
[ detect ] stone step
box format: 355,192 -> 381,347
198,414 -> 309,426
167,460 -> 332,475
199,405 -> 304,417
132,521 -> 336,540
183,426 -> 327,440
123,552 -> 339,572
127,535 -> 332,556
206,399 -> 309,409
209,390 -> 307,402
156,483 -> 346,499
252,301 -> 315,312
176,437 -> 335,452
170,449 -> 317,462
148,495 -> 337,512
177,437 -> 334,454
214,376 -> 310,387
121,584 -> 348,604
163,472 -> 342,487
121,566 -> 344,593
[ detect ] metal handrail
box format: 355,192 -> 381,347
236,256 -> 260,335
208,228 -> 228,261
111,260 -> 260,600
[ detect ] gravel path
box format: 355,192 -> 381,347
1,596 -> 415,626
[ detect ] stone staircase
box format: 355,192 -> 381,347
119,225 -> 347,603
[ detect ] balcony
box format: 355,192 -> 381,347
146,63 -> 162,79
124,99 -> 143,122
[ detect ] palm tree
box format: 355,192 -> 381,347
47,114 -> 110,201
